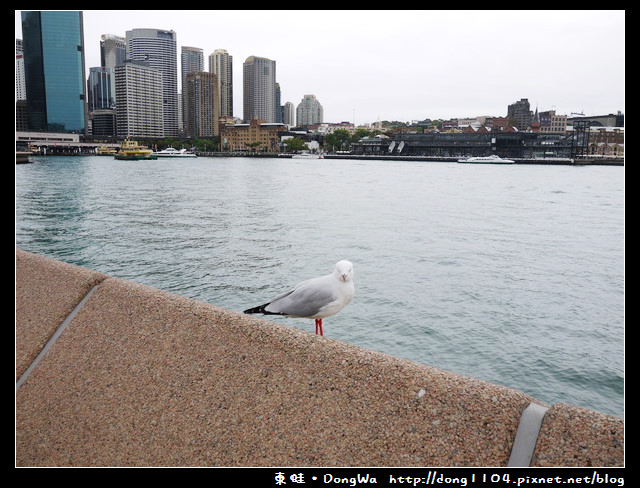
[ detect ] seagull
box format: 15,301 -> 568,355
243,260 -> 355,336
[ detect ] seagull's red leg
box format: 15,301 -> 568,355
315,318 -> 323,336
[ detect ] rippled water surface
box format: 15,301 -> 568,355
16,156 -> 625,417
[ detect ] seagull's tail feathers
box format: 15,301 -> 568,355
243,302 -> 285,316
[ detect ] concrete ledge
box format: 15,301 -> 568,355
15,249 -> 624,467
531,403 -> 624,467
15,250 -> 107,380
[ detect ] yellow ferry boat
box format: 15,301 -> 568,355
96,145 -> 118,156
114,138 -> 157,160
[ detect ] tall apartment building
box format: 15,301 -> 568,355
20,11 -> 87,133
243,56 -> 277,123
184,72 -> 220,137
126,28 -> 179,136
209,49 -> 233,118
181,46 -> 204,131
282,101 -> 295,126
115,60 -> 164,138
275,83 -> 283,123
296,94 -> 324,126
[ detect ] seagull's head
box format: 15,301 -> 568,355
334,260 -> 354,282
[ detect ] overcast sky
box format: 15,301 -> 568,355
16,10 -> 625,125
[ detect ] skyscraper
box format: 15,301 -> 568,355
87,67 -> 114,111
101,34 -> 126,69
100,34 -> 125,107
296,94 -> 324,126
181,46 -> 204,131
209,49 -> 233,118
126,28 -> 179,136
243,56 -> 277,123
15,39 -> 26,101
115,60 -> 164,138
282,101 -> 295,126
185,71 -> 220,137
21,10 -> 87,133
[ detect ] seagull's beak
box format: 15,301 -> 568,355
341,273 -> 348,281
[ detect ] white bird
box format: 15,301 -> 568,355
244,260 -> 355,336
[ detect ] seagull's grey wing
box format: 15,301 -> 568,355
265,277 -> 337,318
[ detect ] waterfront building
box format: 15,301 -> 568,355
209,49 -> 233,118
587,126 -> 624,157
220,118 -> 286,152
539,110 -> 567,134
350,131 -> 573,160
243,56 -> 278,123
115,60 -> 164,138
296,94 -> 324,126
184,71 -> 220,138
20,11 -> 87,133
567,112 -> 624,128
126,28 -> 179,136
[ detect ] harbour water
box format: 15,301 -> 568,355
15,155 -> 624,418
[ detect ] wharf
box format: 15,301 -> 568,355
16,151 -> 32,164
16,249 -> 623,467
322,154 -> 624,165
197,153 -> 623,165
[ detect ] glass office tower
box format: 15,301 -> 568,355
20,11 -> 86,133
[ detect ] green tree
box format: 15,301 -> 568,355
324,129 -> 352,152
247,141 -> 262,152
351,128 -> 372,143
283,137 -> 308,152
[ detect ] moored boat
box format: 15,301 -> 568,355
96,145 -> 118,156
153,147 -> 197,158
291,152 -> 324,159
114,138 -> 157,160
458,155 -> 514,164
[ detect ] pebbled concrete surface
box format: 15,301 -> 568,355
15,249 -> 624,467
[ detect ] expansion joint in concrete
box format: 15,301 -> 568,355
507,402 -> 549,467
16,283 -> 102,391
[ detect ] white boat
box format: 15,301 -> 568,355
153,147 -> 198,158
291,153 -> 323,159
458,155 -> 514,164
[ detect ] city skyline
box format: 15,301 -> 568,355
15,10 -> 625,125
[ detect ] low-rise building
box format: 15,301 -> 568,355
220,118 -> 287,152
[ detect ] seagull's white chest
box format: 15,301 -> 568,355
316,280 -> 354,318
